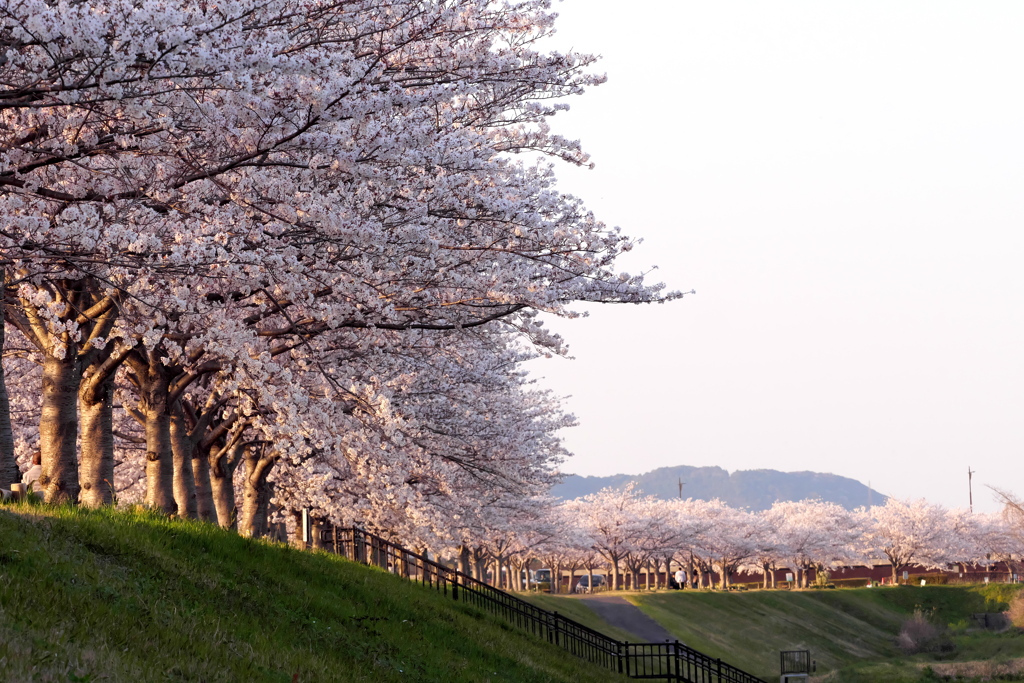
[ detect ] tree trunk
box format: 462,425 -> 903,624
169,407 -> 197,519
458,546 -> 471,575
131,351 -> 176,514
311,519 -> 326,551
78,373 -> 115,507
611,557 -> 621,591
40,353 -> 81,503
193,443 -> 215,522
210,440 -> 242,529
289,509 -> 304,549
0,313 -> 18,491
238,448 -> 275,538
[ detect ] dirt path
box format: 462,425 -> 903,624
581,595 -> 678,644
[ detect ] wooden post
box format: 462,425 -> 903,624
10,482 -> 24,502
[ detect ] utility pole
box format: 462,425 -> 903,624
968,467 -> 975,513
678,477 -> 685,499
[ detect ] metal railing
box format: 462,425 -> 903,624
329,528 -> 766,683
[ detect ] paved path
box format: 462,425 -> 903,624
582,595 -> 677,644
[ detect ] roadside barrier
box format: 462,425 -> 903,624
331,527 -> 766,683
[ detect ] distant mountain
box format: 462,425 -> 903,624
551,465 -> 888,511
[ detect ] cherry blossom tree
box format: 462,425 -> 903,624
769,499 -> 857,588
860,498 -> 955,584
1,0 -> 680,520
566,484 -> 656,590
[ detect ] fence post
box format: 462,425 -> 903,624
553,611 -> 560,648
452,571 -> 459,601
716,657 -> 722,682
673,640 -> 680,682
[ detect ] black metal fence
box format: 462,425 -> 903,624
329,528 -> 766,683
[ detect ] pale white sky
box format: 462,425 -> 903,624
531,1 -> 1024,514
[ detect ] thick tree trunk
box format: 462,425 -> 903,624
238,448 -> 275,538
193,444 -> 215,522
0,314 -> 19,490
472,550 -> 486,582
169,407 -> 197,519
78,374 -> 115,507
611,558 -> 621,591
311,519 -> 326,551
210,442 -> 241,529
40,353 -> 81,503
131,352 -> 176,514
459,546 -> 471,575
143,405 -> 175,513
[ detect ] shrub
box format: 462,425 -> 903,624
896,608 -> 955,655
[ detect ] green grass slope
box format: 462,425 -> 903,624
531,586 -> 1024,682
559,586 -> 1024,682
0,505 -> 622,683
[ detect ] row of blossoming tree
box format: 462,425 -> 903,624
0,0 -> 679,537
452,485 -> 1024,592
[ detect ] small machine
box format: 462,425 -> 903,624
780,650 -> 814,682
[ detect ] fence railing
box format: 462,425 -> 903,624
329,528 -> 766,683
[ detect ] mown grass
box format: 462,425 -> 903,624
0,504 -> 623,682
533,584 -> 1024,682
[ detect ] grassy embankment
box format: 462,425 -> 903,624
525,585 -> 1024,683
0,504 -> 623,683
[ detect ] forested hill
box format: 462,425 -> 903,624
551,466 -> 887,511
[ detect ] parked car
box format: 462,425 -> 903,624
575,574 -> 606,593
